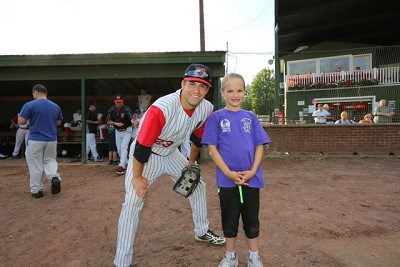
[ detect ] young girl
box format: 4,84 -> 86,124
359,113 -> 373,124
202,73 -> 271,267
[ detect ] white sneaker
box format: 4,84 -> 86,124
219,254 -> 238,267
248,254 -> 263,267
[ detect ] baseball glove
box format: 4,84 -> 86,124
173,165 -> 201,197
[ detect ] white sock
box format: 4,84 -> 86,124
249,250 -> 259,260
226,251 -> 236,259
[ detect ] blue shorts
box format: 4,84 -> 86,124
108,133 -> 117,151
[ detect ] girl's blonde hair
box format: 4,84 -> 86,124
221,73 -> 245,90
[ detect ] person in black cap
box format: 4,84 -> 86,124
106,94 -> 135,175
114,63 -> 225,267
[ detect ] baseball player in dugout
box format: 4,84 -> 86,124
113,63 -> 225,267
18,84 -> 63,198
10,114 -> 30,159
107,94 -> 135,175
63,107 -> 82,139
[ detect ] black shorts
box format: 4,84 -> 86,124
108,132 -> 117,151
219,186 -> 260,239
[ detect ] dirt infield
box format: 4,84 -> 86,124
0,156 -> 399,267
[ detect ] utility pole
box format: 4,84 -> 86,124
199,0 -> 205,51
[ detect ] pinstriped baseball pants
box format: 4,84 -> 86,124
114,143 -> 209,267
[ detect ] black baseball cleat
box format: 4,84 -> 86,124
51,177 -> 61,195
195,229 -> 226,245
32,191 -> 43,198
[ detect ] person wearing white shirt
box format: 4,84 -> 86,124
335,111 -> 355,124
137,88 -> 152,114
312,104 -> 332,124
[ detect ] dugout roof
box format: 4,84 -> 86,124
0,51 -> 226,99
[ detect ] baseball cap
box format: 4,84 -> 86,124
114,94 -> 123,103
134,108 -> 140,114
183,63 -> 212,87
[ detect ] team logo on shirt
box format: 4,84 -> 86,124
155,138 -> 174,147
220,119 -> 231,132
241,118 -> 252,133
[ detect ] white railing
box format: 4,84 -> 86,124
286,67 -> 400,90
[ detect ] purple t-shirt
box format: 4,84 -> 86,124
202,109 -> 271,188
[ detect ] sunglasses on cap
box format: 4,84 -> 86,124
185,69 -> 209,79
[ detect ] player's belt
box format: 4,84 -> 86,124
20,126 -> 29,129
117,128 -> 127,132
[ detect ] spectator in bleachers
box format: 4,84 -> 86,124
373,99 -> 395,123
335,111 -> 355,124
359,113 -> 373,124
323,104 -> 334,124
312,104 -> 332,124
354,66 -> 362,82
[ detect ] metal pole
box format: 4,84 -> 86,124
226,42 -> 229,74
274,0 -> 286,123
81,76 -> 86,164
274,22 -> 280,123
199,0 -> 205,52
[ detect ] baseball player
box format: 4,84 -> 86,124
11,115 -> 30,158
86,101 -> 103,161
63,107 -> 82,139
97,111 -> 107,142
137,88 -> 152,114
107,94 -> 135,175
114,64 -> 225,267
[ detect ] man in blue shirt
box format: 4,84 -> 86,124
18,84 -> 63,198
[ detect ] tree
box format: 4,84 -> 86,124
241,84 -> 252,111
248,68 -> 275,115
